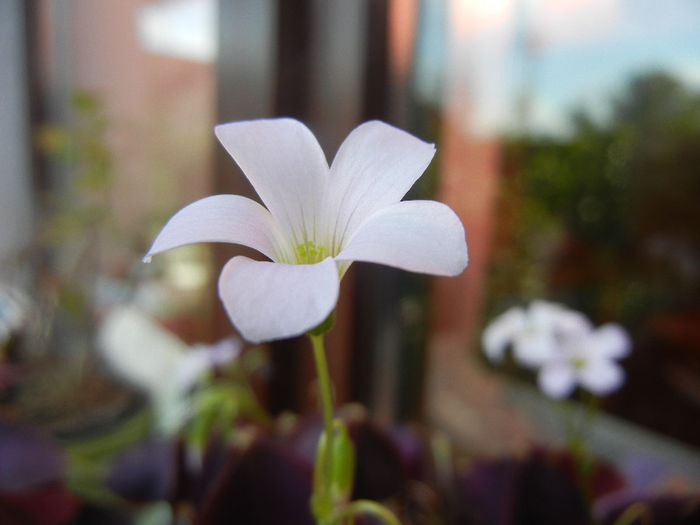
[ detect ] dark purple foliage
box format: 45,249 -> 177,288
0,419 -> 66,492
533,447 -> 625,501
196,434 -> 314,525
597,493 -> 700,525
0,419 -> 77,524
348,418 -> 406,501
389,426 -> 432,482
0,484 -> 79,525
455,453 -> 590,525
106,438 -> 179,502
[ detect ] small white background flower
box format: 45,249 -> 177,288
146,119 -> 468,343
537,323 -> 631,399
97,306 -> 241,434
482,300 -> 590,368
483,301 -> 631,399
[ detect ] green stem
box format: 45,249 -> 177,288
310,333 -> 334,440
308,333 -> 399,525
333,500 -> 401,525
612,502 -> 652,525
310,332 -> 336,524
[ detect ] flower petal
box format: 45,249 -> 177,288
326,121 -> 436,251
553,308 -> 593,337
578,359 -> 625,396
335,200 -> 467,276
481,307 -> 526,363
589,323 -> 631,360
529,300 -> 591,337
513,331 -> 558,369
178,337 -> 242,391
145,195 -> 281,261
215,119 -> 329,255
97,306 -> 186,397
538,361 -> 577,399
218,256 -> 339,343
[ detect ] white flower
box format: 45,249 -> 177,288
482,300 -> 591,368
97,306 -> 241,433
537,323 -> 631,399
145,119 -> 468,343
481,306 -> 526,363
483,301 -> 632,399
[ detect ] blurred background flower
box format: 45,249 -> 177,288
483,301 -> 631,399
537,322 -> 631,399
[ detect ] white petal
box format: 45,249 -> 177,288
145,195 -> 281,261
215,119 -> 329,254
335,200 -> 467,276
177,336 -> 242,390
98,307 -> 192,433
578,359 -> 625,396
527,300 -> 562,326
589,323 -> 631,360
218,256 -> 339,343
538,362 -> 577,399
481,307 -> 526,362
325,121 -> 436,252
553,309 -> 593,337
513,331 -> 558,369
176,350 -> 215,391
97,306 -> 186,397
528,301 -> 591,335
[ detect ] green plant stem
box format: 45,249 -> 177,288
310,333 -> 334,442
309,333 -> 399,525
310,332 -> 335,523
333,500 -> 401,525
612,502 -> 652,525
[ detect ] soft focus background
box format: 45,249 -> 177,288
1,0 -> 699,522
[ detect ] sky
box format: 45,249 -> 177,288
432,0 -> 700,136
524,0 -> 700,135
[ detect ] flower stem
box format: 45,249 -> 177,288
333,499 -> 401,525
308,333 -> 399,525
310,333 -> 334,440
310,332 -> 336,523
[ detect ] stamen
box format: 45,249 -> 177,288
295,241 -> 328,264
572,356 -> 586,369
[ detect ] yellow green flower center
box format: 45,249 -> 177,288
572,356 -> 586,369
295,241 -> 328,264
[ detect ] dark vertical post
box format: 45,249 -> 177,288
274,0 -> 312,119
215,0 -> 277,196
351,0 -> 431,422
351,0 -> 406,422
264,0 -> 314,415
214,1 -> 296,413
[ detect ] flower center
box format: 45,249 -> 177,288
571,356 -> 587,369
295,241 -> 328,264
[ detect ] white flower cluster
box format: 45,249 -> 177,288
482,300 -> 631,398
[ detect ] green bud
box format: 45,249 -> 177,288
330,420 -> 355,506
311,430 -> 332,521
